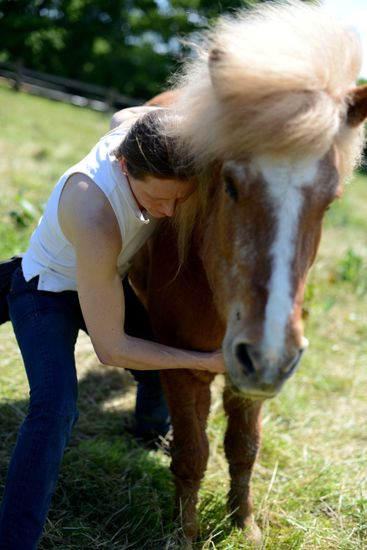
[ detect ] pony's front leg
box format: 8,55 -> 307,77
161,370 -> 213,545
223,386 -> 263,546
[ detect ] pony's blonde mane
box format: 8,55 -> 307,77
169,0 -> 364,263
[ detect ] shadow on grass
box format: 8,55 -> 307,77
0,368 -> 180,549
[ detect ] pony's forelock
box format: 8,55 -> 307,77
167,0 -> 364,263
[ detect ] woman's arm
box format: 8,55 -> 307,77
59,174 -> 225,374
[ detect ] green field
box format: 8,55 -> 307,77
1,83 -> 367,549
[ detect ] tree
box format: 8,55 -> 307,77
0,0 -> 311,100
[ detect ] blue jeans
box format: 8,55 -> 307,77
0,268 -> 169,549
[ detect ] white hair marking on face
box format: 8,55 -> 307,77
254,155 -> 320,363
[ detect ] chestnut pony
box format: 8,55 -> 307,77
129,1 -> 367,545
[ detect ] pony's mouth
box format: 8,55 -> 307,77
226,378 -> 278,401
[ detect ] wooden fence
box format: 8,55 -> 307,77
0,61 -> 143,111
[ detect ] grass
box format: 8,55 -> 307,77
1,82 -> 367,548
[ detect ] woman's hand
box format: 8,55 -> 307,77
205,350 -> 226,374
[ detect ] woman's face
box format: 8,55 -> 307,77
125,170 -> 196,218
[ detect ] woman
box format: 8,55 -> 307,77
0,106 -> 224,549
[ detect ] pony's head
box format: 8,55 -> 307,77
172,1 -> 367,398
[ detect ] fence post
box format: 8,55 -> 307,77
13,59 -> 23,92
107,87 -> 117,111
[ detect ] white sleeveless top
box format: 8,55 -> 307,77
22,126 -> 158,292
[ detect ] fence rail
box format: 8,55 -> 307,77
0,61 -> 143,111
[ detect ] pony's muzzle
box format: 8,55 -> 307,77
227,340 -> 307,398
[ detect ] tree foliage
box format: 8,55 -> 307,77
0,0 -> 309,100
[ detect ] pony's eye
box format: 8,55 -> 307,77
224,175 -> 238,201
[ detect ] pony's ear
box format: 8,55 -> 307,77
347,84 -> 367,127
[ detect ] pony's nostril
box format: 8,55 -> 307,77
281,349 -> 304,374
235,343 -> 255,375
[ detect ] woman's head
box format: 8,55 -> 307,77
114,108 -> 197,218
114,108 -> 196,181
